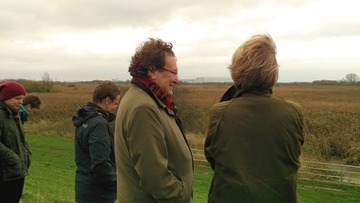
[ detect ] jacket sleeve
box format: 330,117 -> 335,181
88,120 -> 116,190
128,104 -> 187,202
204,103 -> 227,170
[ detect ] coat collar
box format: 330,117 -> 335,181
220,85 -> 272,102
234,86 -> 273,98
0,101 -> 20,119
131,77 -> 177,116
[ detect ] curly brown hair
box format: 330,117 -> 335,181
128,38 -> 175,77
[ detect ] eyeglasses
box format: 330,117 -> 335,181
162,68 -> 178,76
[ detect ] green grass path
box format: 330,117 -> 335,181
22,134 -> 360,203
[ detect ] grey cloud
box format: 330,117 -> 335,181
1,0 -> 358,82
1,0 -> 310,32
311,22 -> 360,38
280,21 -> 360,40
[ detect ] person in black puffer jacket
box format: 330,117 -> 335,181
73,81 -> 121,203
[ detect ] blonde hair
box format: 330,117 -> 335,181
229,33 -> 279,89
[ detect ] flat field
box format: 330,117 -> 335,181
26,83 -> 360,164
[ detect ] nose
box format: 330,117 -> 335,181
174,75 -> 179,84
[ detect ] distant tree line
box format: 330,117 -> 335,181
313,73 -> 359,85
0,72 -> 54,93
342,73 -> 359,83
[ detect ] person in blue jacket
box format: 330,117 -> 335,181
19,95 -> 41,123
72,81 -> 121,203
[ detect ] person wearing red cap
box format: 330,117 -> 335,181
0,80 -> 31,203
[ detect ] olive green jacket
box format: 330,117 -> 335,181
0,102 -> 31,182
114,82 -> 193,203
205,87 -> 304,203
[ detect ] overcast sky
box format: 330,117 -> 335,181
1,0 -> 359,82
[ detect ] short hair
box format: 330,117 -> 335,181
93,81 -> 121,103
128,38 -> 175,77
229,33 -> 279,89
23,95 -> 41,109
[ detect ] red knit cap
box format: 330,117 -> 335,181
0,81 -> 26,101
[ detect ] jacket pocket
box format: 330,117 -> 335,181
1,153 -> 24,181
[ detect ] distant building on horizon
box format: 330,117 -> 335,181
181,77 -> 232,83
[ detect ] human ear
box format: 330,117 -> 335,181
148,70 -> 157,80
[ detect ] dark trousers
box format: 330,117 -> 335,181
0,178 -> 25,203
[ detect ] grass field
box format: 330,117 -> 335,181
25,83 -> 360,165
21,134 -> 360,203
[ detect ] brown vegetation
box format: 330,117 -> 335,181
24,82 -> 360,165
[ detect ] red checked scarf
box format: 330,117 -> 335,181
134,76 -> 174,110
